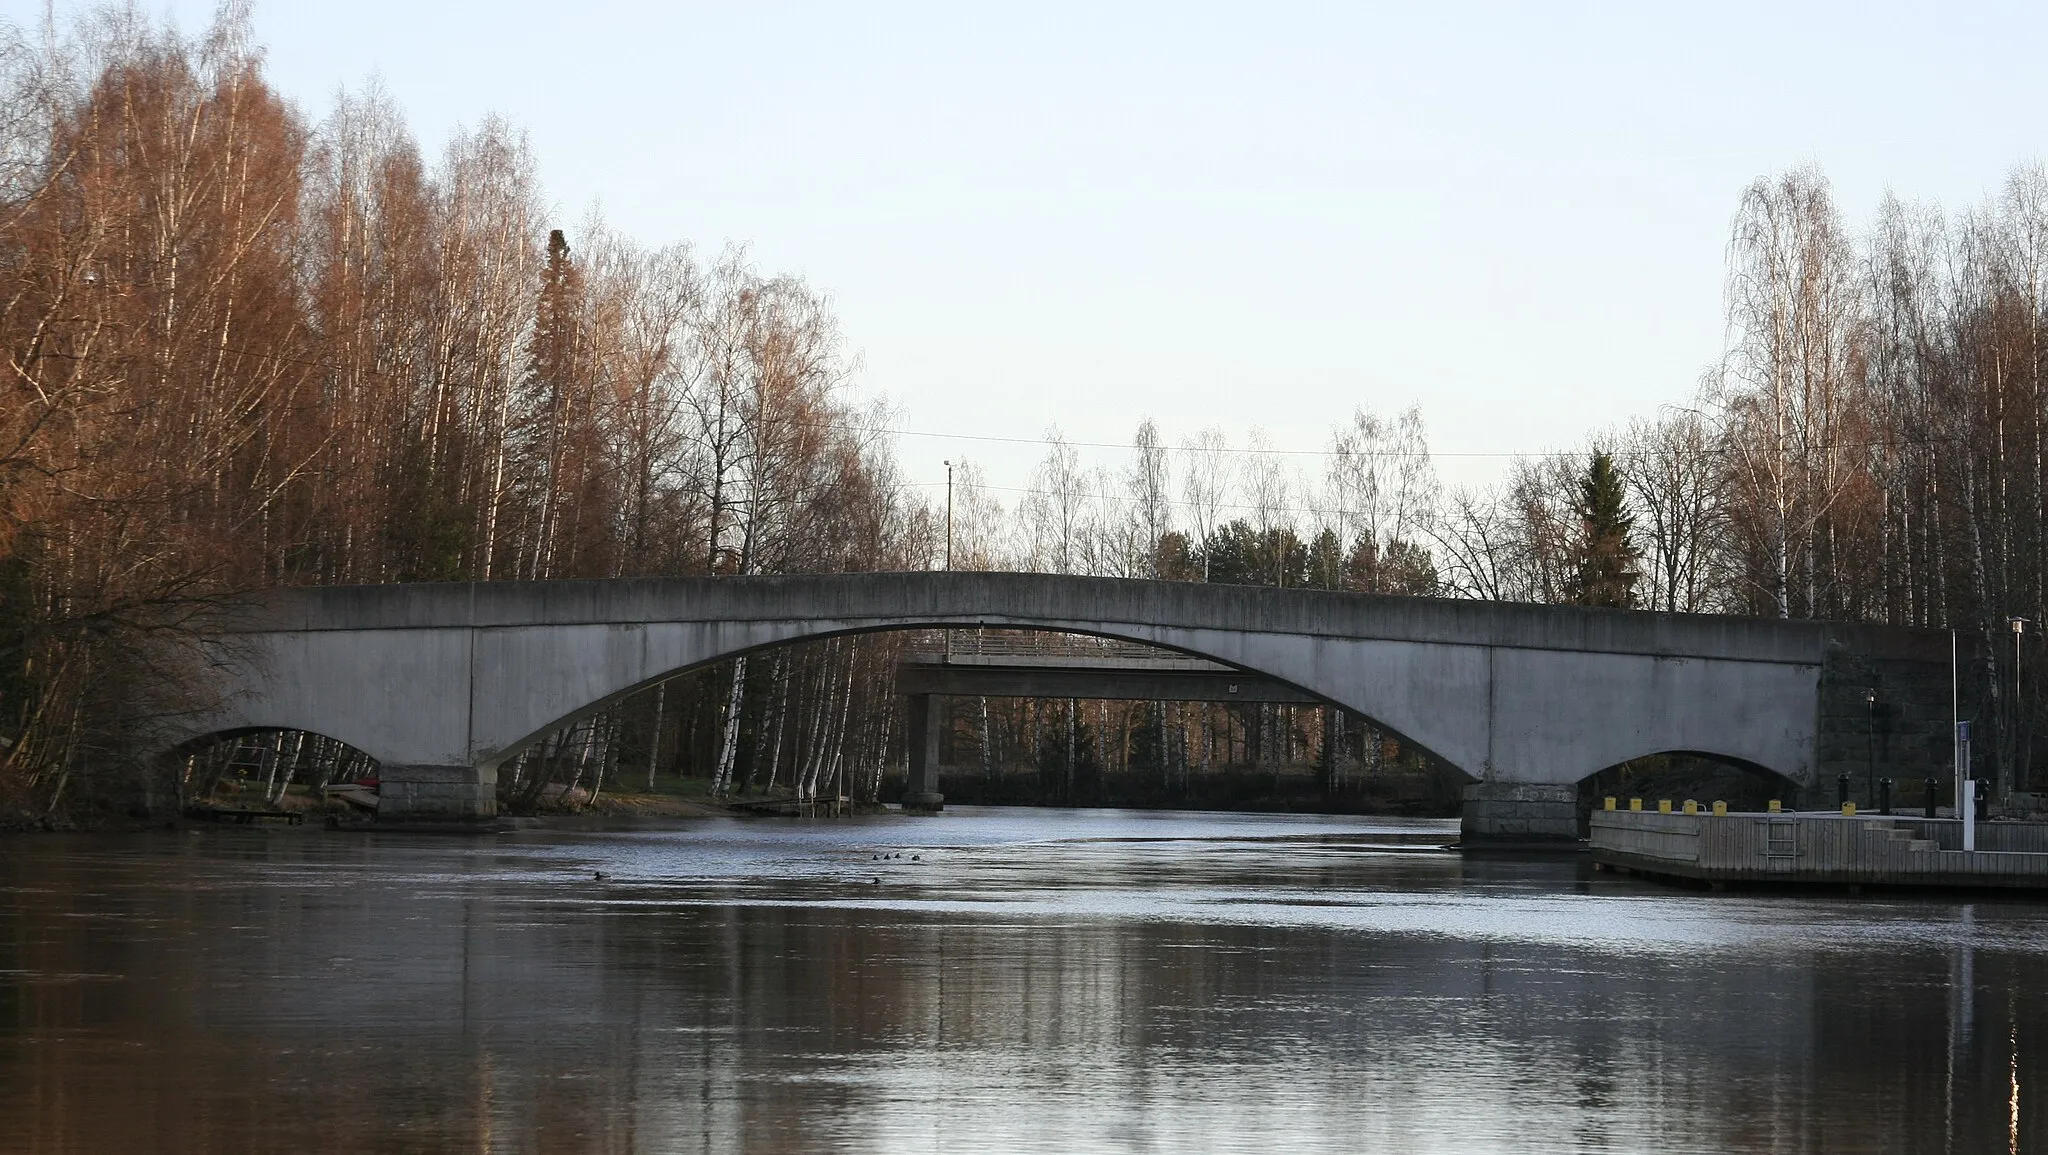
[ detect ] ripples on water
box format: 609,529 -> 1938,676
0,806 -> 2041,1153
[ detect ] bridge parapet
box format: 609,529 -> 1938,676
229,574 -> 1834,663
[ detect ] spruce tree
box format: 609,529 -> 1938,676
1567,451 -> 1641,608
1305,528 -> 1344,590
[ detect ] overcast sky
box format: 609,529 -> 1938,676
11,1 -> 2048,503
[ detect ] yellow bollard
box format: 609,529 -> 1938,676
1603,796 -> 1617,811
1712,800 -> 1728,817
1629,798 -> 1642,812
1658,799 -> 1673,814
1841,801 -> 1856,816
1768,799 -> 1782,813
1682,799 -> 1699,815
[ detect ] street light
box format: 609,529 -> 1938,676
1864,687 -> 1877,807
943,460 -> 954,660
1952,627 -> 1962,811
2013,616 -> 2027,795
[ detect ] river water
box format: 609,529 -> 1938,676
0,807 -> 2041,1153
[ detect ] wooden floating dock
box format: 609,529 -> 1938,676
1591,808 -> 2048,890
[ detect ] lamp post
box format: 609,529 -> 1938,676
2013,616 -> 2027,795
1952,628 -> 1962,811
943,460 -> 955,661
1864,687 -> 1877,807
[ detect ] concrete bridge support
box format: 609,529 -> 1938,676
1461,783 -> 1580,843
378,764 -> 498,823
903,694 -> 945,811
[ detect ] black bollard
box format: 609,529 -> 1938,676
1878,777 -> 1893,816
1924,777 -> 1940,819
1838,773 -> 1851,809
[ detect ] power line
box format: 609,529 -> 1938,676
39,339 -> 1579,459
871,425 -> 1465,458
79,340 -> 1975,461
903,479 -> 1428,521
879,424 -> 1969,461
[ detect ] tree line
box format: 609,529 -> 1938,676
2,9 -> 2043,815
0,11 -> 928,814
940,167 -> 2048,800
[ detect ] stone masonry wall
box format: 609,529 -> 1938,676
1817,625 -> 1977,808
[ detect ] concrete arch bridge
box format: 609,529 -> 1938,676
165,573 -> 1957,841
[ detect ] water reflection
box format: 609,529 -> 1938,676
0,808 -> 2040,1153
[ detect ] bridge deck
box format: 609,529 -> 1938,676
899,630 -> 1312,702
907,630 -> 1231,667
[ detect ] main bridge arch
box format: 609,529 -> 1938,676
169,573 -> 1939,840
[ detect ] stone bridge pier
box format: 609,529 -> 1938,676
1459,783 -> 1582,842
159,575 -> 1965,840
378,765 -> 500,822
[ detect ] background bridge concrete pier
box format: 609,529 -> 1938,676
167,574 -> 1963,838
903,694 -> 945,811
